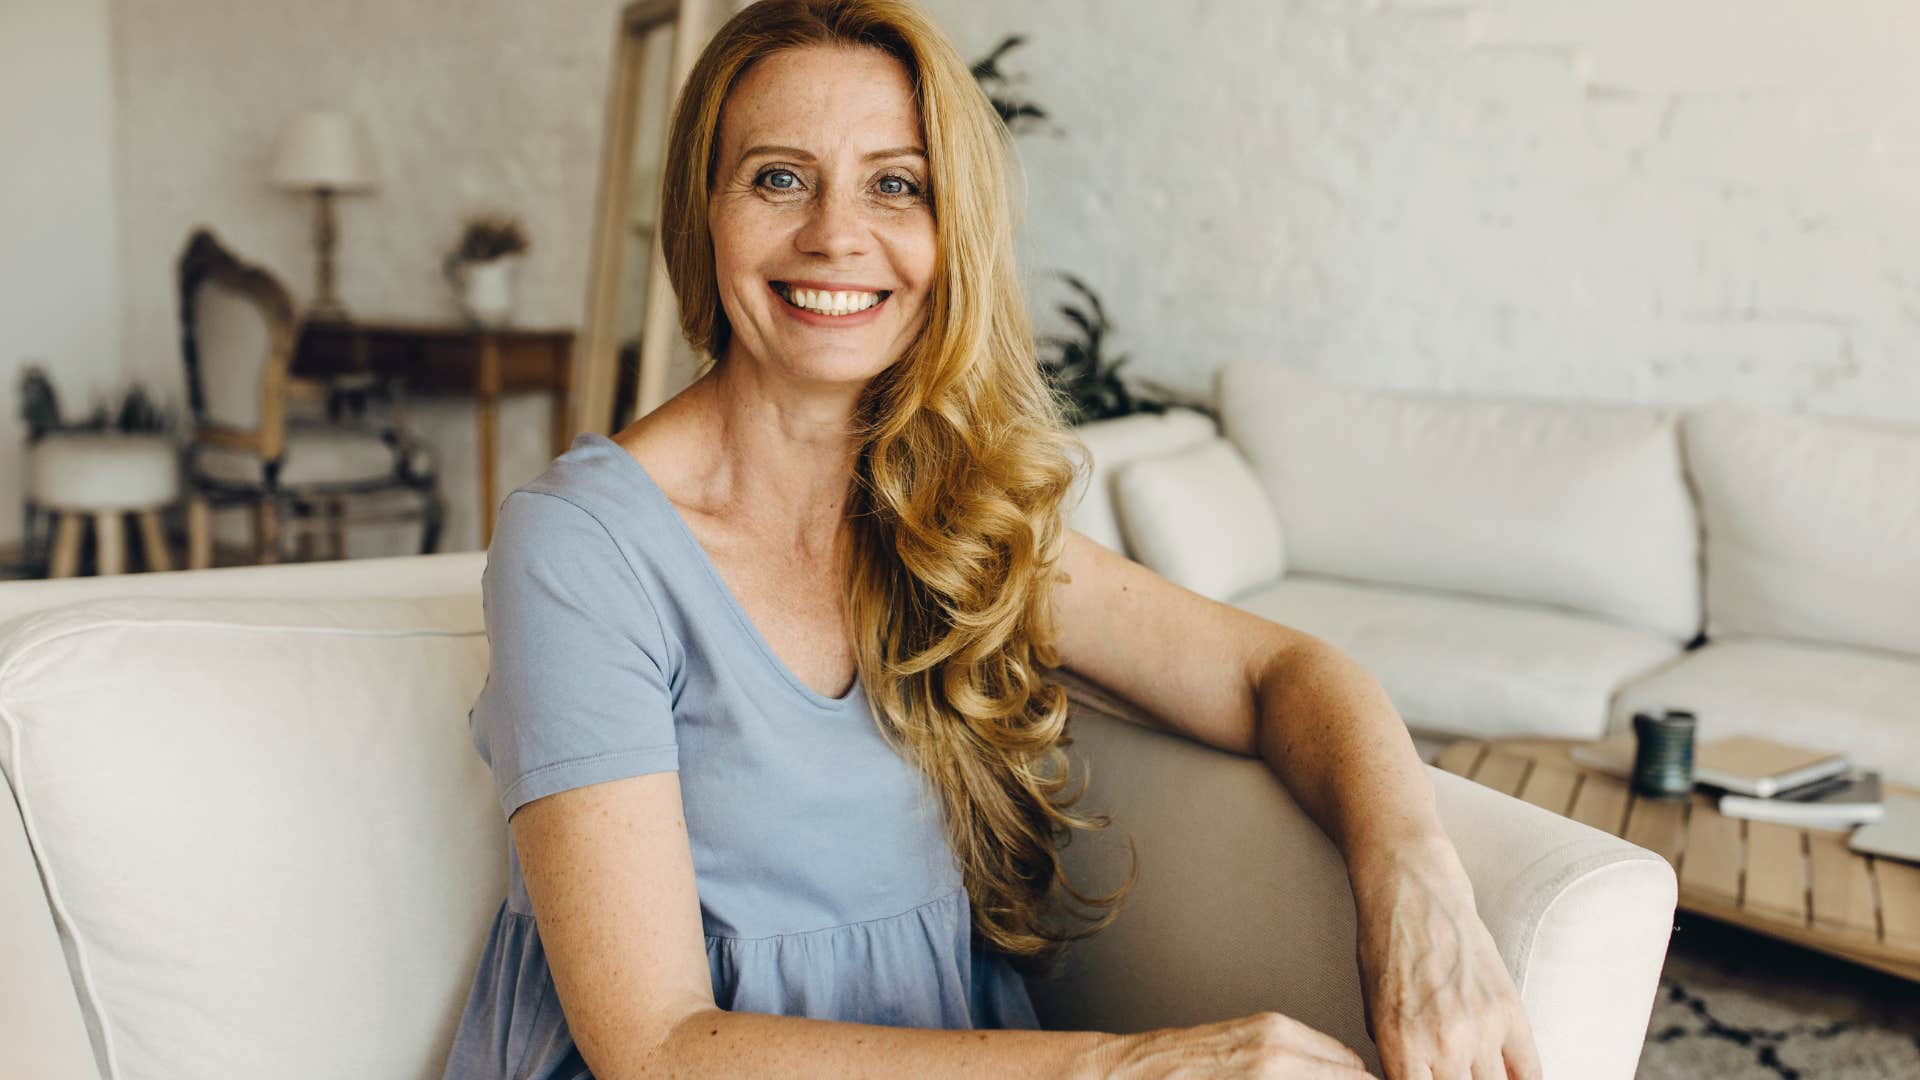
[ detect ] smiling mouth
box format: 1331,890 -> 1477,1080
770,281 -> 892,317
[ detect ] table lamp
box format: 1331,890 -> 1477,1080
271,110 -> 377,322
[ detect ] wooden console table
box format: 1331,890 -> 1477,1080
1438,736 -> 1920,983
293,321 -> 574,546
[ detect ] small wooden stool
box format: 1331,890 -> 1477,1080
28,432 -> 181,576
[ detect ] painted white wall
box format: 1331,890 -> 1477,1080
922,0 -> 1920,423
0,0 -> 124,547
107,0 -> 746,557
110,0 -> 643,556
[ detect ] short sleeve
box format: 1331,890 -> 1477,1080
472,489 -> 680,822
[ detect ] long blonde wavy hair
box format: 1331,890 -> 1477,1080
658,0 -> 1135,977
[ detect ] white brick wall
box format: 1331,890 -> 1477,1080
923,0 -> 1920,421
82,0 -> 1920,554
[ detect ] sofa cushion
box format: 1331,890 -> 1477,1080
0,594 -> 499,1079
1610,637 -> 1920,788
1684,405 -> 1920,659
1065,407 -> 1218,553
1236,574 -> 1684,740
1111,438 -> 1285,601
1216,363 -> 1701,642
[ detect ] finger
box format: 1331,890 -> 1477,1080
1502,1020 -> 1546,1080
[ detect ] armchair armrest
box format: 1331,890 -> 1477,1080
1031,676 -> 1676,1080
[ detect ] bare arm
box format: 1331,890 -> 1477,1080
510,770 -> 1121,1079
1050,527 -> 1541,1079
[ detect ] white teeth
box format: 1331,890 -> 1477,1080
782,285 -> 881,315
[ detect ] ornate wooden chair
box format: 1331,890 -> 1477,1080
177,227 -> 444,566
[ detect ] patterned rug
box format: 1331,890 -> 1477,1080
1636,913 -> 1920,1078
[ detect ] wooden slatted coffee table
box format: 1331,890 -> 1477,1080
1438,737 -> 1920,982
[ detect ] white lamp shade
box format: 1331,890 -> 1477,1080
271,110 -> 377,192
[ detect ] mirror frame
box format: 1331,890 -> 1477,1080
576,0 -> 714,437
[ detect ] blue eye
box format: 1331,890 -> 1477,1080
759,168 -> 800,190
878,174 -> 920,197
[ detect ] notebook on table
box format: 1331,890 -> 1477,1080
1718,770 -> 1883,829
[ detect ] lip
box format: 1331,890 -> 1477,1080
768,280 -> 892,328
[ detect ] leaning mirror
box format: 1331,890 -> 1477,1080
576,0 -> 721,436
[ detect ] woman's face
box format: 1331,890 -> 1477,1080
707,44 -> 936,387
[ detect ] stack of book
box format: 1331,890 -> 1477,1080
1571,733 -> 1883,830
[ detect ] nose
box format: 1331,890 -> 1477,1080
791,187 -> 869,261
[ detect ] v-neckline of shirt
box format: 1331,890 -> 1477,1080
580,432 -> 865,711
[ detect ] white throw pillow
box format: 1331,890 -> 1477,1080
1216,362 -> 1701,641
0,594 -> 500,1080
1111,438 -> 1285,601
1684,404 -> 1920,658
1065,407 -> 1219,553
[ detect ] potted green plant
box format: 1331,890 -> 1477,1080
1038,273 -> 1214,425
443,212 -> 530,328
968,37 -> 1198,425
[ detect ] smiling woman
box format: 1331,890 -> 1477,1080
441,1 -> 1529,1078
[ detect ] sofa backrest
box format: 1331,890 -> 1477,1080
1216,363 -> 1702,642
0,590 -> 501,1080
1064,407 -> 1219,553
1684,404 -> 1920,658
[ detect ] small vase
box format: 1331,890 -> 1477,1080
447,255 -> 519,328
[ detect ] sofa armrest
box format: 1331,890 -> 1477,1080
1029,679 -> 1676,1080
0,550 -> 485,627
1,782 -> 99,1079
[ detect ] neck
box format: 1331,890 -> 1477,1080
689,349 -> 864,551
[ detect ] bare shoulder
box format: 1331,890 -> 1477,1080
608,389 -> 717,511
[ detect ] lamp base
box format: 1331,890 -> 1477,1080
303,301 -> 353,324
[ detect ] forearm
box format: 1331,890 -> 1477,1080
643,1006 -> 1119,1079
1251,641 -> 1453,885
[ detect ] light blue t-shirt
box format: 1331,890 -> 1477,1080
442,432 -> 1039,1079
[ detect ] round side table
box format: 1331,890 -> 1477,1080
28,432 -> 182,576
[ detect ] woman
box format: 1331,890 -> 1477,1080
443,1 -> 1542,1077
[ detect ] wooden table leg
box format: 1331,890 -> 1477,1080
327,497 -> 346,559
187,495 -> 213,570
49,513 -> 83,578
94,511 -> 125,575
137,509 -> 172,571
478,334 -> 502,548
552,336 -> 573,457
255,498 -> 280,565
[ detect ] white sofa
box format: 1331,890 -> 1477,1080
0,552 -> 1675,1078
1073,362 -> 1920,784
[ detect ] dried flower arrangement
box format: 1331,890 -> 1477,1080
448,212 -> 530,265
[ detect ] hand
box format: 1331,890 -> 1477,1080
1348,836 -> 1543,1080
1092,1012 -> 1374,1079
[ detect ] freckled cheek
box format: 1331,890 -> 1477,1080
880,221 -> 938,301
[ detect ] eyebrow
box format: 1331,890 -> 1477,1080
737,144 -> 927,166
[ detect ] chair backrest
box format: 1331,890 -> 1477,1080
177,228 -> 299,459
0,586 -> 502,1079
